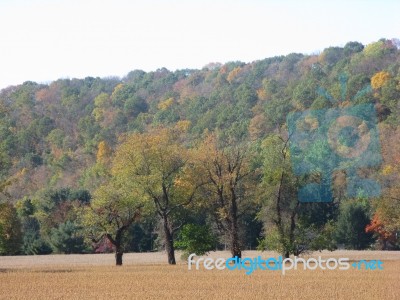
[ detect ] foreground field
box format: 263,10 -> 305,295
0,251 -> 399,299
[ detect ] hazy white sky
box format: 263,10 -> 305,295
0,0 -> 399,89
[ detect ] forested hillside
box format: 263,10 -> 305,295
1,39 -> 399,263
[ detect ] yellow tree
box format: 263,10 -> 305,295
371,71 -> 390,90
190,133 -> 255,258
0,202 -> 22,255
227,67 -> 241,84
96,140 -> 112,164
112,127 -> 201,264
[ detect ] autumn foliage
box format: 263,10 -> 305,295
0,39 -> 399,257
371,71 -> 390,89
366,212 -> 397,250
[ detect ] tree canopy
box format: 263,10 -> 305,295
1,38 -> 399,258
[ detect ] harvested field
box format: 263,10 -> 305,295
0,251 -> 399,299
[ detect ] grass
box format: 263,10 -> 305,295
0,251 -> 399,299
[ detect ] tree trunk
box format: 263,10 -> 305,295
109,227 -> 126,266
288,201 -> 299,257
163,215 -> 176,265
284,251 -> 289,259
230,229 -> 241,259
230,190 -> 241,259
276,171 -> 287,257
115,248 -> 123,266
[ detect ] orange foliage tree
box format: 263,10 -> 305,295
365,212 -> 397,250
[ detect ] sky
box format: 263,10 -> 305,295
0,0 -> 399,89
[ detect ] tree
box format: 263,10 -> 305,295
366,188 -> 400,250
260,134 -> 301,258
0,202 -> 22,255
16,197 -> 52,255
96,140 -> 112,164
260,130 -> 341,255
175,224 -> 216,259
82,180 -> 142,265
92,92 -> 110,122
335,200 -> 374,250
123,95 -> 148,118
379,195 -> 400,235
35,188 -> 90,242
21,216 -> 52,255
366,212 -> 398,250
319,47 -> 344,66
49,221 -> 87,254
112,127 -> 201,264
371,71 -> 390,90
191,133 -> 255,258
344,41 -> 364,56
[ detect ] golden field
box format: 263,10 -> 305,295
0,251 -> 399,300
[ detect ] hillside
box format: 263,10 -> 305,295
0,38 -> 399,259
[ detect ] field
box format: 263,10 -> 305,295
0,251 -> 399,300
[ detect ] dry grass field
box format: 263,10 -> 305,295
0,250 -> 399,300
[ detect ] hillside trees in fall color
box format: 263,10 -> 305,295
0,39 -> 399,258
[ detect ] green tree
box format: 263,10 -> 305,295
175,224 -> 216,259
335,200 -> 374,249
16,198 -> 52,255
35,188 -> 90,241
49,221 -> 87,254
123,95 -> 148,118
21,216 -> 52,255
82,179 -> 143,265
344,41 -> 364,56
260,134 -> 301,258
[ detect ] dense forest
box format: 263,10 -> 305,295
0,39 -> 399,265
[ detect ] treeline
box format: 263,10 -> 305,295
0,39 -> 399,264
